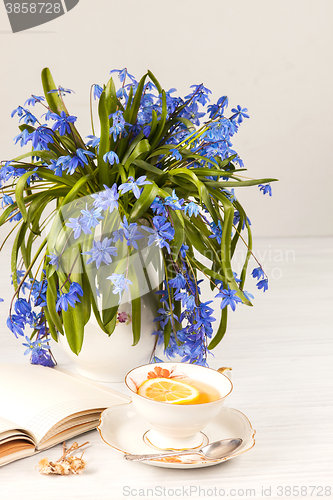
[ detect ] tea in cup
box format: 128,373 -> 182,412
125,362 -> 233,450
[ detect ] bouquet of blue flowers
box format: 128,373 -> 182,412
0,68 -> 276,367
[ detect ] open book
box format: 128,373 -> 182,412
0,364 -> 130,467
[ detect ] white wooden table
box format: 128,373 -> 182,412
0,238 -> 332,500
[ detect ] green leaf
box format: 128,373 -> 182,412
124,139 -> 151,170
169,210 -> 185,261
45,271 -> 64,334
97,91 -> 111,188
150,91 -> 167,149
208,308 -> 228,349
132,159 -> 163,176
131,296 -> 141,346
41,68 -> 67,114
62,302 -> 85,355
43,306 -> 58,342
128,73 -> 148,125
129,182 -> 159,222
203,178 -> 278,188
147,70 -> 162,94
15,171 -> 36,222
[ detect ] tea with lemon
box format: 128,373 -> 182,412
137,376 -> 221,404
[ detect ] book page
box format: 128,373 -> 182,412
0,364 -> 130,445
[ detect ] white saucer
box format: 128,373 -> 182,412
98,403 -> 256,469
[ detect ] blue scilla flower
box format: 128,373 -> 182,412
110,68 -> 136,84
215,288 -> 243,312
168,273 -> 187,291
30,277 -> 48,307
48,87 -> 74,96
114,216 -> 144,250
13,270 -> 31,295
24,95 -> 45,107
1,194 -> 14,208
258,184 -> 272,196
169,148 -> 182,161
150,197 -> 167,216
182,102 -> 205,126
50,111 -> 77,136
92,84 -> 103,100
22,336 -> 50,356
66,216 -> 92,239
20,110 -> 38,126
86,135 -> 100,149
13,129 -> 30,147
119,175 -> 151,199
154,304 -> 178,329
185,84 -> 212,106
66,149 -> 95,175
257,279 -> 269,292
233,210 -> 251,229
47,252 -> 60,270
11,106 -> 25,118
103,151 -> 119,165
207,96 -> 228,118
31,348 -> 55,367
144,216 -> 175,253
164,190 -> 183,211
180,244 -> 189,259
14,298 -> 32,318
252,267 -> 265,280
106,273 -> 132,302
82,237 -> 117,269
184,201 -> 200,217
109,110 -> 128,141
91,183 -> 119,213
80,205 -> 103,231
230,105 -> 250,124
56,289 -> 81,313
27,126 -> 54,150
7,314 -> 26,338
209,220 -> 223,244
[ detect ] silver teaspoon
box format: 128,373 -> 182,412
124,437 -> 243,462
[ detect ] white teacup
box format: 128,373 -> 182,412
125,362 -> 233,450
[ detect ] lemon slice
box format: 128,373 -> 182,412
137,377 -> 200,404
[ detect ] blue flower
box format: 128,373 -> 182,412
110,68 -> 136,84
251,267 -> 265,280
215,288 -> 242,311
14,298 -> 32,318
86,135 -> 100,149
48,87 -> 74,96
1,194 -> 14,208
7,314 -> 26,338
164,190 -> 183,210
154,304 -> 178,328
13,129 -> 30,147
180,244 -> 189,259
231,105 -> 250,124
143,216 -> 175,253
103,151 -> 119,165
66,217 -> 92,239
258,184 -> 272,196
50,111 -> 77,135
80,205 -> 104,231
119,176 -> 151,199
92,84 -> 103,100
209,220 -> 223,244
22,336 -> 50,356
106,273 -> 132,302
256,279 -> 268,292
56,287 -> 81,313
168,273 -> 187,291
184,201 -> 200,217
66,149 -> 95,175
24,95 -> 45,106
47,252 -> 60,270
114,216 -> 144,250
31,349 -> 55,367
91,184 -> 119,213
109,111 -> 128,141
83,237 -> 117,269
27,126 -> 54,150
150,197 -> 167,216
169,148 -> 182,161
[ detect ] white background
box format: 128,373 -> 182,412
0,0 -> 333,238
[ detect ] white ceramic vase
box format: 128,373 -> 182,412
57,294 -> 157,382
